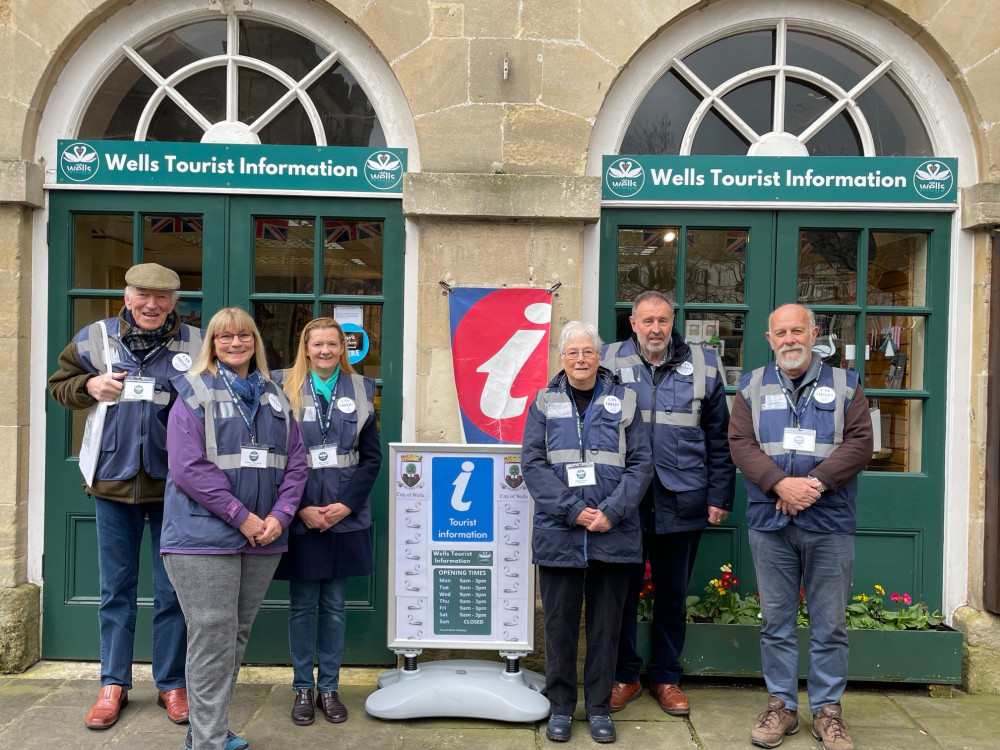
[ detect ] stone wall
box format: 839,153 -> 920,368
2,0 -> 1000,688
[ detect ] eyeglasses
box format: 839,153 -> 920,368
562,349 -> 598,360
215,331 -> 255,344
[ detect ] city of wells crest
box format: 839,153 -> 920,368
399,454 -> 423,488
502,455 -> 523,489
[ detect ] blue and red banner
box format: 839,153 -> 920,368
449,288 -> 552,444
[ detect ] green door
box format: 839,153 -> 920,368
44,190 -> 402,664
600,208 -> 950,610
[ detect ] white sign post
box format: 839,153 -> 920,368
365,444 -> 548,722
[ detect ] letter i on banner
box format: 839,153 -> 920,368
449,288 -> 552,444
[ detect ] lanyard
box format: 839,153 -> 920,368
777,365 -> 818,428
308,375 -> 337,444
221,376 -> 258,443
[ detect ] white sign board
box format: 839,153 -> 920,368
387,443 -> 534,651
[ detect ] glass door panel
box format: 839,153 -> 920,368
602,207 -> 949,614
46,191 -> 401,666
776,210 -> 949,608
868,231 -> 927,306
230,195 -> 402,663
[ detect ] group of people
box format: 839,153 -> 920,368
49,264 -> 381,750
522,291 -> 872,750
50,265 -> 871,750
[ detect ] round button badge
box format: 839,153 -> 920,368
677,361 -> 694,376
603,395 -> 622,414
337,397 -> 356,414
814,386 -> 836,404
172,353 -> 193,372
268,393 -> 283,412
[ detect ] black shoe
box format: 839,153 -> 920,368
291,688 -> 315,726
546,714 -> 573,742
316,690 -> 348,723
589,715 -> 616,743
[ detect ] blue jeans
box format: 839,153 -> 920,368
749,524 -> 854,714
94,497 -> 186,691
288,578 -> 348,692
616,530 -> 702,685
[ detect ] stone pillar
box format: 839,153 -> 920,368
0,159 -> 43,673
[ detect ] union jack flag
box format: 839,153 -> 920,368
255,218 -> 289,242
148,216 -> 203,234
726,230 -> 747,254
324,220 -> 382,244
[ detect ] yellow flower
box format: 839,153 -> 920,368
855,595 -> 863,601
862,594 -> 868,602
721,563 -> 732,573
874,584 -> 885,595
710,579 -> 721,587
716,588 -> 726,596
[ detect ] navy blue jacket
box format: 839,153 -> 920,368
522,367 -> 652,568
602,331 -> 735,533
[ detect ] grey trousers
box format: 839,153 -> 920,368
164,553 -> 280,750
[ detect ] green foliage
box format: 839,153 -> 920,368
676,567 -> 944,631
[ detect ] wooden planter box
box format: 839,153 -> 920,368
637,621 -> 963,684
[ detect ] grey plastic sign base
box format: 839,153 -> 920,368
364,659 -> 549,722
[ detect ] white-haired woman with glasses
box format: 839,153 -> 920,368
522,321 -> 652,745
161,307 -> 308,750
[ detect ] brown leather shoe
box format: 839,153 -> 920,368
316,690 -> 348,723
650,683 -> 690,716
157,687 -> 189,724
609,681 -> 642,712
84,685 -> 128,729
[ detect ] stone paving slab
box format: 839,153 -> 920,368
3,663 -> 1000,750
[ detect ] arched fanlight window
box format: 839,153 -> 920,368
79,12 -> 384,147
622,19 -> 931,157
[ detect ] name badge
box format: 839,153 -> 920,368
566,461 -> 597,487
122,377 -> 156,401
546,402 -> 572,419
240,443 -> 270,468
618,367 -> 636,384
782,427 -> 817,453
309,444 -> 338,469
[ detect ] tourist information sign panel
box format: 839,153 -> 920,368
387,443 -> 533,651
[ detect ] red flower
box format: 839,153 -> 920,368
732,578 -> 740,586
721,571 -> 732,581
644,561 -> 652,580
799,588 -> 805,600
891,593 -> 900,602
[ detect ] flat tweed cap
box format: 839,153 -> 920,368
125,263 -> 180,291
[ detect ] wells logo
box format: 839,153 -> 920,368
60,143 -> 100,182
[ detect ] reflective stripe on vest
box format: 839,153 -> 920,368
297,372 -> 370,469
184,373 -> 293,469
535,389 -> 634,469
604,341 -> 711,428
745,365 -> 853,455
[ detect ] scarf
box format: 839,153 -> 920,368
310,367 -> 340,403
218,361 -> 265,421
121,310 -> 176,360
